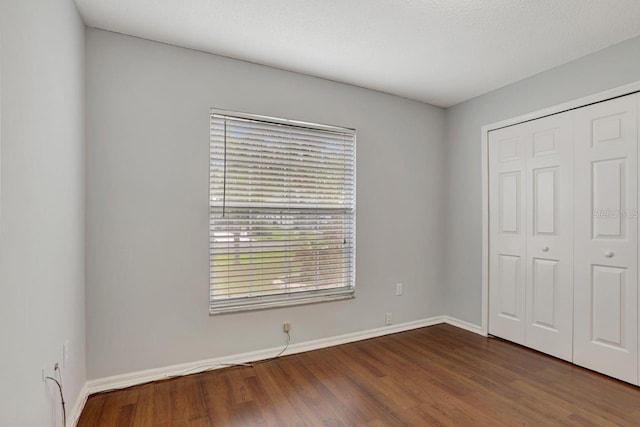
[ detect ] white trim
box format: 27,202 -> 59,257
67,382 -> 89,427
210,292 -> 355,315
481,125 -> 489,337
480,80 -> 640,336
0,36 -> 3,238
85,316 -> 447,395
443,316 -> 485,336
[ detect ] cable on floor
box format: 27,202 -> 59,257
95,330 -> 292,395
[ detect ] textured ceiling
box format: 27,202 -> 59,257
75,0 -> 640,107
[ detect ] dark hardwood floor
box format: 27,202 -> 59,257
77,324 -> 640,426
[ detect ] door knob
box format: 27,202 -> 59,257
542,246 -> 549,252
604,250 -> 615,258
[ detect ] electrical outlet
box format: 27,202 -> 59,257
41,368 -> 45,383
63,340 -> 70,368
385,312 -> 392,325
283,322 -> 291,333
396,283 -> 403,296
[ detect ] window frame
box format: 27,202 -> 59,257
209,108 -> 357,314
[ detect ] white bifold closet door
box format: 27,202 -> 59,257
489,124 -> 527,345
573,94 -> 638,384
524,112 -> 574,362
488,111 -> 574,361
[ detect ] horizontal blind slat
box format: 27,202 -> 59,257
211,270 -> 352,286
211,138 -> 354,160
210,166 -> 355,183
212,281 -> 355,291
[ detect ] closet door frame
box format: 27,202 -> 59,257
481,80 -> 640,338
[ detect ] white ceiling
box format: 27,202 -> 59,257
75,0 -> 640,107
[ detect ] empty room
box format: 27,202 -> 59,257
3,0 -> 640,425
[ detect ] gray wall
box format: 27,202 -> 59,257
0,0 -> 86,425
85,29 -> 446,379
444,35 -> 640,325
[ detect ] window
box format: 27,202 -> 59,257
209,110 -> 356,314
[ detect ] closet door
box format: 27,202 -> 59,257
574,93 -> 638,384
489,125 -> 527,344
524,112 -> 574,361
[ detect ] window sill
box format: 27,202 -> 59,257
209,289 -> 355,315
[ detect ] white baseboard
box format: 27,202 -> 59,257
85,316 -> 446,396
443,316 -> 485,336
67,382 -> 89,427
73,314 -> 483,425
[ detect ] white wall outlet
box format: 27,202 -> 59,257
63,340 -> 70,368
396,283 -> 403,296
385,312 -> 392,325
283,322 -> 291,333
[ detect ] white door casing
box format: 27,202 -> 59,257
573,93 -> 638,384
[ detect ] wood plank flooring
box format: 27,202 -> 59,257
77,324 -> 640,426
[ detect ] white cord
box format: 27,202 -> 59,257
96,331 -> 291,394
272,331 -> 291,359
46,368 -> 66,427
179,330 -> 291,376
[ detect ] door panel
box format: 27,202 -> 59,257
592,158 -> 626,239
591,265 -> 626,347
489,126 -> 527,344
533,129 -> 558,157
499,172 -> 521,233
531,258 -> 557,329
499,137 -> 522,162
498,254 -> 521,319
533,167 -> 557,235
524,112 -> 574,361
574,93 -> 638,384
592,115 -> 624,146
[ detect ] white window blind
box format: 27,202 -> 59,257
209,110 -> 356,314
